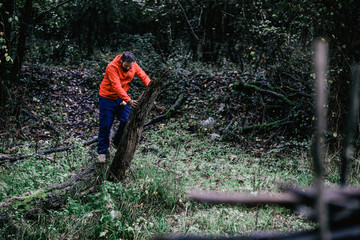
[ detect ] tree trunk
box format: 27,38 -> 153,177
108,73 -> 165,182
10,0 -> 33,80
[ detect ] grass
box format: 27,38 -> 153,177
2,118 -> 355,239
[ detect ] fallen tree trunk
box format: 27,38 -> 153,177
0,163 -> 105,222
108,72 -> 165,181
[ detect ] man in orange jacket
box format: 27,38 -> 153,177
97,52 -> 151,163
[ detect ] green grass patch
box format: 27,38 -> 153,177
0,119 -> 338,239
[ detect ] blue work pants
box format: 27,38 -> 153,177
97,95 -> 131,154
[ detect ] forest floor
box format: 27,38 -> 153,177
0,63 -> 349,239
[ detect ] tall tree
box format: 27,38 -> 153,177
10,0 -> 34,80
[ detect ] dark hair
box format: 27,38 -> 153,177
121,52 -> 136,63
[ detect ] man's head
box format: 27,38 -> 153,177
121,52 -> 136,72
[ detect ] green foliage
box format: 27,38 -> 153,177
0,33 -> 12,64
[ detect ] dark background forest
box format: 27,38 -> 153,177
1,0 -> 360,239
1,0 -> 360,144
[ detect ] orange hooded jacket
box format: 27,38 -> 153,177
99,54 -> 151,102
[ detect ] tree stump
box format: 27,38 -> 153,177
108,73 -> 165,182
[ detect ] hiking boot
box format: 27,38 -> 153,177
97,154 -> 106,163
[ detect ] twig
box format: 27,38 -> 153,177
177,0 -> 200,41
222,119 -> 234,135
237,119 -> 293,132
0,137 -> 98,164
83,137 -> 98,146
221,10 -> 244,20
37,145 -> 74,155
21,109 -> 61,136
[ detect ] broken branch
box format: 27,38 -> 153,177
0,137 -> 98,164
21,109 -> 61,136
235,81 -> 298,107
237,119 -> 293,132
144,92 -> 186,127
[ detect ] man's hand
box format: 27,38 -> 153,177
128,99 -> 139,108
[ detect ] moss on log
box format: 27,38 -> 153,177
0,163 -> 106,217
235,81 -> 298,107
238,119 -> 293,132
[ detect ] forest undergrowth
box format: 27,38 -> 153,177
0,61 -> 357,239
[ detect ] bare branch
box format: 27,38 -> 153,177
21,109 -> 61,136
177,0 -> 200,41
189,191 -> 297,206
144,92 -> 185,127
